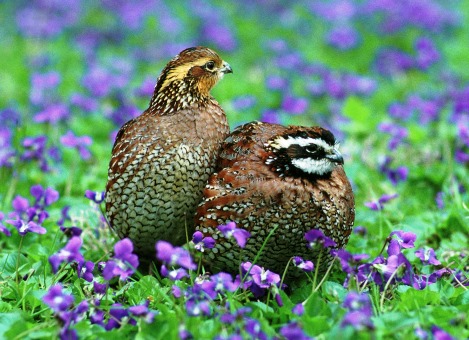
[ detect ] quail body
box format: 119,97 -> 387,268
106,47 -> 232,260
195,121 -> 355,278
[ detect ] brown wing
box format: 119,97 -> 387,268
217,121 -> 287,168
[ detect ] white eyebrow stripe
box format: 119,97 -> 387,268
274,136 -> 333,150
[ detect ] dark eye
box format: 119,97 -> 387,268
305,145 -> 319,153
205,61 -> 215,71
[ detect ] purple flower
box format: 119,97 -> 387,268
93,281 -> 107,295
332,249 -> 369,287
266,75 -> 289,91
327,25 -> 360,50
82,64 -> 129,98
378,122 -> 408,150
161,266 -> 189,281
71,93 -> 98,112
105,304 -> 130,330
34,103 -> 70,124
379,156 -> 408,185
415,248 -> 441,266
78,261 -> 95,282
353,225 -> 367,236
364,193 -> 398,210
103,238 -> 139,281
279,322 -> 311,340
60,131 -> 93,160
6,219 -> 46,236
20,135 -> 50,172
30,184 -> 59,207
292,303 -> 305,316
0,213 -> 11,237
135,76 -> 156,98
431,325 -> 455,340
292,256 -> 314,272
49,236 -> 85,273
84,190 -> 105,204
183,285 -> 213,317
29,71 -> 61,105
192,231 -> 215,252
341,292 -> 374,330
16,1 -> 81,38
305,229 -> 337,249
435,192 -> 444,209
232,96 -> 257,111
209,272 -> 238,293
260,109 -> 280,124
240,262 -> 281,298
200,22 -> 237,52
43,284 -> 74,313
455,149 -> 469,164
375,48 -> 415,76
218,222 -> 251,248
0,128 -> 15,168
415,37 -> 440,70
281,95 -> 308,115
156,241 -> 196,270
128,301 -> 155,323
390,231 -> 416,251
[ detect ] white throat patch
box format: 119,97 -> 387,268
291,158 -> 337,175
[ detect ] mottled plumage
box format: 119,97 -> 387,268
195,121 -> 355,279
106,47 -> 232,260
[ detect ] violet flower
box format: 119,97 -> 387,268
431,325 -> 455,340
292,256 -> 314,272
102,238 -> 139,281
42,284 -> 74,313
49,236 -> 85,273
327,25 -> 360,50
389,230 -> 416,251
84,190 -> 105,204
0,212 -> 11,236
7,219 -> 46,236
232,95 -> 257,111
0,128 -> 15,168
192,231 -> 215,252
240,262 -> 281,299
218,222 -> 251,248
415,248 -> 441,266
305,229 -> 337,249
156,240 -> 196,270
292,303 -> 305,316
279,321 -> 312,340
60,131 -> 93,160
364,193 -> 398,211
20,135 -> 51,171
34,103 -> 70,124
281,95 -> 308,115
341,292 -> 374,330
78,261 -> 95,282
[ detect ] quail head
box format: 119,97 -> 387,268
105,46 -> 233,263
195,121 -> 355,279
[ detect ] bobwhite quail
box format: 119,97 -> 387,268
195,121 -> 355,278
106,46 -> 233,262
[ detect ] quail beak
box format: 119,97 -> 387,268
220,61 -> 233,74
325,149 -> 344,164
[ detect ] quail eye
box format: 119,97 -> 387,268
205,61 -> 216,71
305,145 -> 319,153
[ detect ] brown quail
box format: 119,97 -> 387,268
195,121 -> 355,278
105,46 -> 233,262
